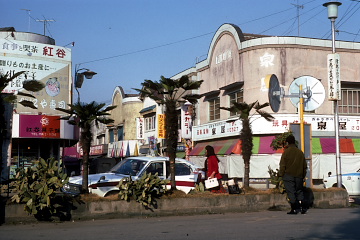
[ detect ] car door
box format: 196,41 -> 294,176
342,173 -> 360,196
341,173 -> 357,195
174,162 -> 196,190
144,161 -> 166,180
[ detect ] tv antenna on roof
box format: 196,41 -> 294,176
291,0 -> 304,36
36,18 -> 55,36
21,9 -> 31,32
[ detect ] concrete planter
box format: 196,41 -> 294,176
4,190 -> 349,223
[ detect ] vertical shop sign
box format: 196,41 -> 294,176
327,53 -> 341,101
136,117 -> 144,139
158,114 -> 166,139
181,104 -> 192,139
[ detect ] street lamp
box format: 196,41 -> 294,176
74,65 -> 97,103
323,1 -> 342,188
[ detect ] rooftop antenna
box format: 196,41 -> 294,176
36,18 -> 55,36
291,0 -> 304,36
21,9 -> 31,32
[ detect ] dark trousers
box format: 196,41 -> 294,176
283,173 -> 304,205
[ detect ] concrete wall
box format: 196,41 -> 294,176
5,190 -> 349,222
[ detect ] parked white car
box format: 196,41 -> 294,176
62,156 -> 205,197
323,170 -> 360,196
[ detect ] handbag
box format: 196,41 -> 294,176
205,178 -> 219,189
228,184 -> 241,194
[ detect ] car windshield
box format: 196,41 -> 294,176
110,159 -> 147,176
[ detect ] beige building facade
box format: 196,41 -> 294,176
173,23 -> 360,183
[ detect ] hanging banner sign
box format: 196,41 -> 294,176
136,117 -> 144,139
181,104 -> 192,139
327,53 -> 341,101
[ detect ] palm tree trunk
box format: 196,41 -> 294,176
81,131 -> 91,194
165,101 -> 178,190
241,118 -> 253,189
243,159 -> 250,188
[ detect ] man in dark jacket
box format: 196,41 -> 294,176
279,135 -> 307,214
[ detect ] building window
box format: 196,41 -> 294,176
339,88 -> 360,114
229,89 -> 243,116
209,97 -> 220,121
109,129 -> 115,143
117,126 -> 124,141
144,114 -> 156,131
96,134 -> 105,145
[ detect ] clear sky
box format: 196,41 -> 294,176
2,0 -> 360,104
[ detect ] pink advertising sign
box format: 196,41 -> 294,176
20,115 -> 60,138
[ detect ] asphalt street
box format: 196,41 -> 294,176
1,207 -> 360,240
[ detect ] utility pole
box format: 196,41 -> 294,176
36,18 -> 55,36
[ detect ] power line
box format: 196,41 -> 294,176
79,0 -> 359,66
79,31 -> 215,65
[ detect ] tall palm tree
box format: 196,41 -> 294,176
1,72 -> 44,182
221,101 -> 274,188
134,76 -> 203,190
56,101 -> 116,193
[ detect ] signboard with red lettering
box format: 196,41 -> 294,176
0,39 -> 71,115
19,115 -> 60,138
181,104 -> 192,139
192,114 -> 360,141
136,117 -> 144,139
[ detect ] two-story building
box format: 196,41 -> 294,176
0,28 -> 77,180
173,23 -> 360,185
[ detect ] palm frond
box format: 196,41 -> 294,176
17,91 -> 37,98
182,80 -> 204,90
55,107 -> 74,115
182,94 -> 202,104
103,105 -> 117,112
18,100 -> 37,109
178,75 -> 189,87
22,80 -> 44,92
3,94 -> 17,103
256,110 -> 274,121
255,102 -> 270,110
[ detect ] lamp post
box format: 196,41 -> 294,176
323,1 -> 342,188
74,65 -> 97,103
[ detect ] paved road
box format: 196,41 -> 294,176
2,207 -> 360,240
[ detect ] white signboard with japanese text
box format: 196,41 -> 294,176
327,53 -> 341,101
181,104 -> 192,139
0,38 -> 71,115
136,117 -> 144,139
192,114 -> 360,141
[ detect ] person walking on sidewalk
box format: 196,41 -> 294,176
279,135 -> 307,214
204,145 -> 227,193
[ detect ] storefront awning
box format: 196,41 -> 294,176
312,138 -> 360,154
176,152 -> 186,159
189,139 -> 241,156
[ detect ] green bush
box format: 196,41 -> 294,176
194,182 -> 205,192
270,131 -> 297,150
268,166 -> 285,194
118,173 -> 169,209
11,158 -> 70,220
